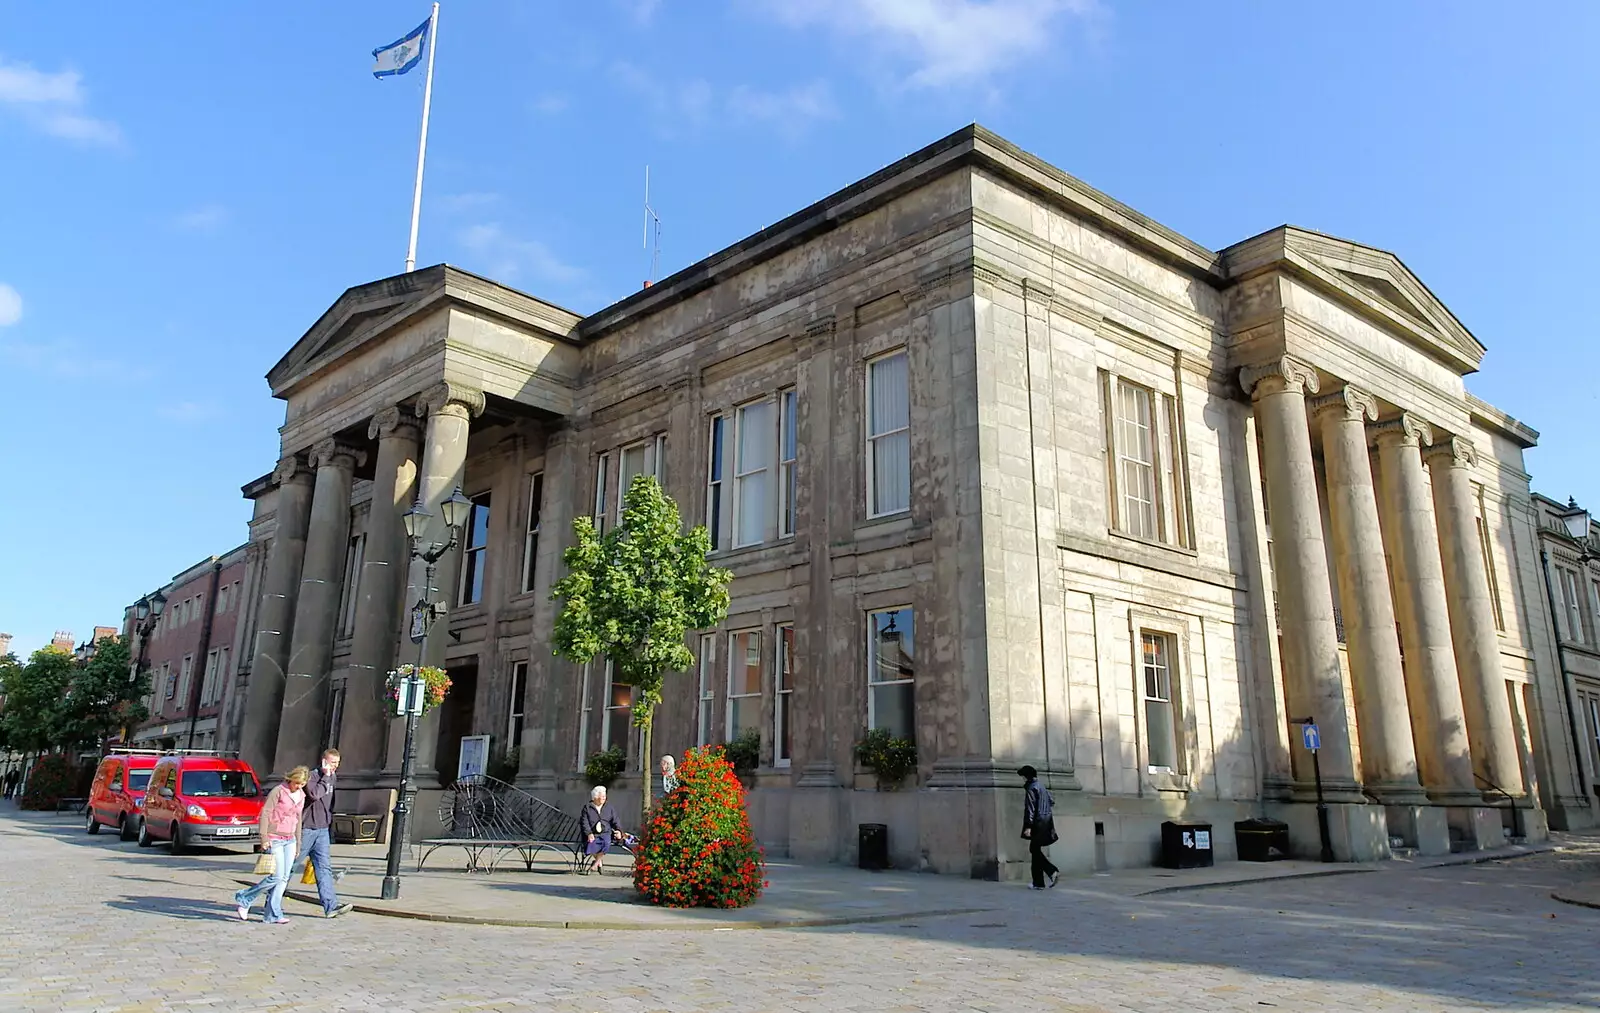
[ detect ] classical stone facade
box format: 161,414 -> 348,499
226,126 -> 1595,877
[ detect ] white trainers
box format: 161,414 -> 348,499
1047,872 -> 1059,888
235,905 -> 249,921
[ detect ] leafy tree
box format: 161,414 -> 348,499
57,636 -> 147,751
552,474 -> 731,817
0,647 -> 75,754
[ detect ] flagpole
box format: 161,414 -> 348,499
405,2 -> 440,273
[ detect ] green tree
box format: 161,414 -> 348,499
0,647 -> 75,754
552,474 -> 731,817
56,636 -> 147,751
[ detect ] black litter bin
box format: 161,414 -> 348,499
1159,819 -> 1214,869
1234,818 -> 1290,862
858,823 -> 889,871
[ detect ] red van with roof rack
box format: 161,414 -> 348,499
136,753 -> 264,853
86,750 -> 162,841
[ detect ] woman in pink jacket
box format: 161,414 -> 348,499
232,765 -> 309,923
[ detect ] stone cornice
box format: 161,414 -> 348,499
1308,385 -> 1379,423
417,381 -> 486,420
368,405 -> 421,442
1424,435 -> 1478,469
1369,413 -> 1434,448
1239,355 -> 1319,400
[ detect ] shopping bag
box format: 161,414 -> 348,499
252,852 -> 276,877
301,857 -> 317,885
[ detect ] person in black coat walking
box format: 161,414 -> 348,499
1019,765 -> 1058,889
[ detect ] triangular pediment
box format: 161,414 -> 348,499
1222,226 -> 1487,375
267,267 -> 445,396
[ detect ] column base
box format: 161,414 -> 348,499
514,768 -> 560,792
787,781 -> 841,864
1264,800 -> 1391,862
1285,777 -> 1369,806
795,760 -> 839,788
1425,787 -> 1486,808
1364,781 -> 1431,808
1445,806 -> 1505,852
1508,805 -> 1550,843
1384,804 -> 1451,856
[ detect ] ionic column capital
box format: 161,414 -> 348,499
273,453 -> 312,486
368,405 -> 422,442
1309,385 -> 1380,423
418,381 -> 486,420
1369,413 -> 1434,449
1239,355 -> 1320,400
310,438 -> 365,471
1423,434 -> 1478,470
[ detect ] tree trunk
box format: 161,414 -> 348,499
640,713 -> 654,820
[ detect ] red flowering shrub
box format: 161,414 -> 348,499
633,746 -> 767,908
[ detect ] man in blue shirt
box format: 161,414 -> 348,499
302,748 -> 353,918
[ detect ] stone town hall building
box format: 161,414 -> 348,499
222,126 -> 1594,878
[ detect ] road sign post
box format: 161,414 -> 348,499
1294,717 -> 1335,863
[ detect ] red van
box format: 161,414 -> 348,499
86,751 -> 161,841
136,755 -> 264,853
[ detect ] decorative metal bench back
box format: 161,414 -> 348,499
437,774 -> 579,844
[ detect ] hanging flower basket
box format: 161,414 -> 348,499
385,664 -> 451,716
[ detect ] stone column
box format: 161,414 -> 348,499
238,455 -> 314,778
1239,356 -> 1362,800
385,381 -> 484,785
1310,386 -> 1426,803
1426,435 -> 1525,798
272,439 -> 363,774
340,408 -> 421,787
1372,415 -> 1479,806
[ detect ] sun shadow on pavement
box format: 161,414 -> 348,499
106,895 -> 240,922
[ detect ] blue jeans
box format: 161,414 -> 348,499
235,839 -> 295,921
301,826 -> 338,914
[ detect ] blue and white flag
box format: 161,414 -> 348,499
372,19 -> 430,78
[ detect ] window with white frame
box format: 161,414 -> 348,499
706,417 -> 727,550
1581,691 -> 1600,782
339,533 -> 365,636
734,400 -> 775,547
200,649 -> 220,706
779,388 -> 798,538
866,352 -> 910,517
176,655 -> 194,709
775,623 -> 794,766
593,452 -> 611,535
213,647 -> 229,704
617,434 -> 666,522
216,583 -> 229,615
576,662 -> 595,767
521,472 -> 545,594
1140,631 -> 1180,772
162,662 -> 174,701
1101,371 -> 1191,548
726,629 -> 762,741
508,661 -> 529,750
697,634 -> 716,746
867,607 -> 914,739
458,492 -> 491,606
1591,579 -> 1600,648
1560,567 -> 1587,644
603,660 -> 633,760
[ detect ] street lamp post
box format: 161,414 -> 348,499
122,591 -> 167,745
1538,497 -> 1594,808
380,486 -> 472,902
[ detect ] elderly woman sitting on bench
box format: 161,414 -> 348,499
579,785 -> 629,875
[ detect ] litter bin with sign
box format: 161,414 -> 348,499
1234,817 -> 1290,862
1159,819 -> 1214,869
858,823 -> 889,871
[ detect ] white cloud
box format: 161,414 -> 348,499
456,224 -> 586,286
439,192 -> 502,212
173,203 -> 228,232
0,337 -> 146,381
0,284 -> 20,327
620,0 -> 661,24
612,63 -> 834,137
0,57 -> 123,147
751,0 -> 1099,88
531,93 -> 570,115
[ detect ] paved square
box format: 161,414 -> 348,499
2,809 -> 1597,1011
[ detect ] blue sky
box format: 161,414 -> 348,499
2,2 -> 1596,656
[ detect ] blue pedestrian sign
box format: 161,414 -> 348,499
1301,723 -> 1321,751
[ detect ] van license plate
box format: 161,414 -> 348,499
215,826 -> 251,837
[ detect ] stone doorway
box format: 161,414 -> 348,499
434,662 -> 478,786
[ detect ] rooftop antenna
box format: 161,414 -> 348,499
643,165 -> 661,287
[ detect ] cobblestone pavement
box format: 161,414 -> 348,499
2,808 -> 1598,1012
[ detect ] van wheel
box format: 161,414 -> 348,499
85,810 -> 101,835
118,815 -> 136,842
137,820 -> 153,848
169,825 -> 185,855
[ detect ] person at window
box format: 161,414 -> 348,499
579,785 -> 627,875
234,766 -> 307,923
659,755 -> 679,795
1018,765 -> 1058,890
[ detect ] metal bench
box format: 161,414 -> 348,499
418,775 -> 620,874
